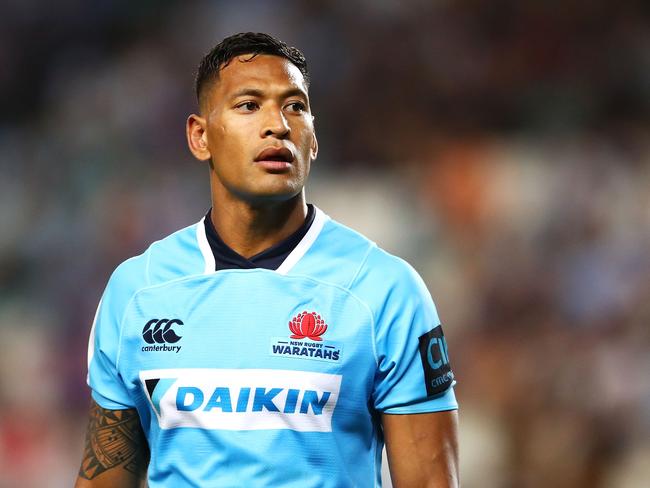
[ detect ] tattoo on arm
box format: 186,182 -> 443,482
79,402 -> 149,480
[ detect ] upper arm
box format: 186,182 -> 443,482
75,399 -> 149,488
352,250 -> 457,413
79,258 -> 150,486
88,258 -> 147,410
382,410 -> 459,488
351,250 -> 459,484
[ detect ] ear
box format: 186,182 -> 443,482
310,131 -> 319,161
186,114 -> 211,161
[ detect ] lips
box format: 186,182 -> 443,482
255,146 -> 294,163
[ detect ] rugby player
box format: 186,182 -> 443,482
75,32 -> 459,488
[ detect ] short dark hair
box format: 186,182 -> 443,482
195,32 -> 309,106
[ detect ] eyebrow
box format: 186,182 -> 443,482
230,87 -> 308,101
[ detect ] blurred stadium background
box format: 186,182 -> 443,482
1,1 -> 649,487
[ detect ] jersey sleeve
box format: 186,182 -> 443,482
352,247 -> 458,414
87,255 -> 147,409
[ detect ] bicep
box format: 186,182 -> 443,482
75,399 -> 149,488
382,410 -> 459,488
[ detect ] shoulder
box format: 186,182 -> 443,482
287,210 -> 375,286
355,245 -> 430,297
300,210 -> 434,310
316,214 -> 377,267
334,228 -> 437,322
104,220 -> 206,303
352,244 -> 435,314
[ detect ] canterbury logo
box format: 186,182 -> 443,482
142,318 -> 183,344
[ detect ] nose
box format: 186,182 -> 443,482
261,106 -> 290,138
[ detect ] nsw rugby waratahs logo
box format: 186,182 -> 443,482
270,310 -> 341,362
289,311 -> 327,341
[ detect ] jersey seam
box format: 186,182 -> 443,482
115,268 -> 382,374
345,242 -> 375,289
345,244 -> 380,367
383,404 -> 459,414
145,244 -> 152,287
118,267 -> 366,303
115,247 -> 156,371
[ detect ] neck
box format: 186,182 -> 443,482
209,192 -> 308,259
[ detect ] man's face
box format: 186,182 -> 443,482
191,54 -> 317,204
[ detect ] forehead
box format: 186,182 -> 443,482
210,54 -> 307,101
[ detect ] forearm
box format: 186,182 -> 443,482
383,410 -> 459,488
75,400 -> 149,488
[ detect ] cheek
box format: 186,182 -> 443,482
209,124 -> 244,161
299,131 -> 316,157
215,123 -> 231,143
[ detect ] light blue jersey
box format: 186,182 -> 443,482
87,207 -> 457,487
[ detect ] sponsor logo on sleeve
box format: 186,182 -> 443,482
418,325 -> 454,396
140,368 -> 342,432
270,311 -> 342,363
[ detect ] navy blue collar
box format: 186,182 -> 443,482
203,204 -> 316,271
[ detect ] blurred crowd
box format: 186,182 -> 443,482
1,1 -> 649,487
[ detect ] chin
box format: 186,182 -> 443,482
241,184 -> 303,204
251,177 -> 304,199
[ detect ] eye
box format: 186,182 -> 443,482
285,101 -> 307,113
236,101 -> 259,112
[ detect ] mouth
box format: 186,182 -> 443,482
254,146 -> 295,170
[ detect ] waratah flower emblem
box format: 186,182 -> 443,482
289,311 -> 328,341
